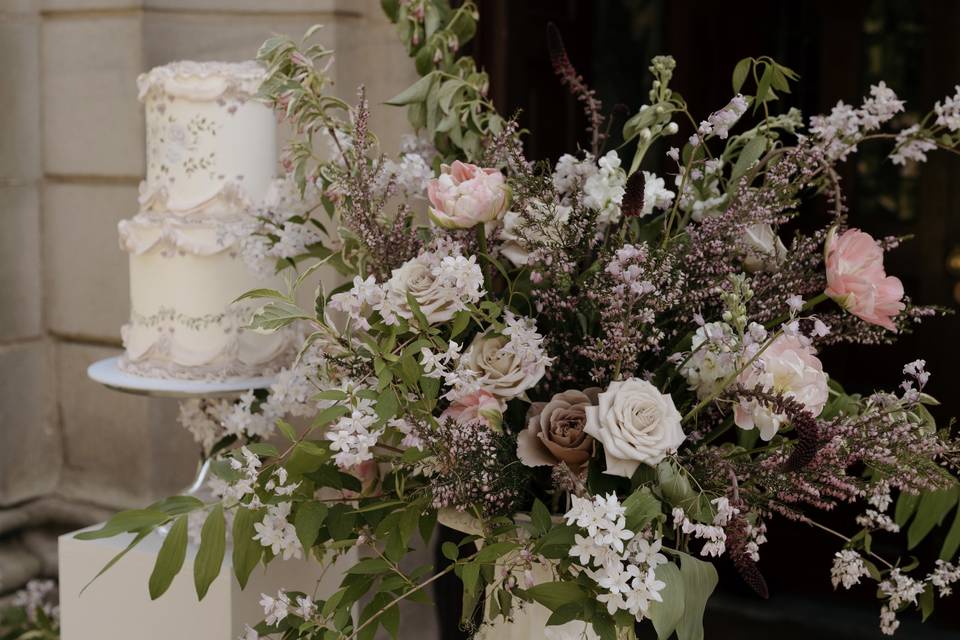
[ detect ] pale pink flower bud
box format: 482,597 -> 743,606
426,161 -> 511,229
441,389 -> 504,431
824,227 -> 905,331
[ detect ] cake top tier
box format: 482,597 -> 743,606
139,60 -> 277,216
137,60 -> 266,102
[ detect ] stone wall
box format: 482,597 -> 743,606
0,0 -> 417,592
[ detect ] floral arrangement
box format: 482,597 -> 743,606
0,580 -> 60,640
84,2 -> 960,639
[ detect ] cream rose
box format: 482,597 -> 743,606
377,249 -> 484,326
584,378 -> 685,477
742,223 -> 788,273
517,388 -> 599,470
463,333 -> 545,400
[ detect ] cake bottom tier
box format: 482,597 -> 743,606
120,244 -> 295,381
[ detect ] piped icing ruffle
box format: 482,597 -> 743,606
138,180 -> 256,217
119,306 -> 296,381
118,214 -> 251,257
137,60 -> 266,102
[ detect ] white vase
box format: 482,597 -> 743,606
437,509 -> 600,640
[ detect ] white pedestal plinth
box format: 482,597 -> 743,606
59,525 -> 354,639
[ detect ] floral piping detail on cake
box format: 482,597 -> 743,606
136,60 -> 266,102
119,305 -> 297,381
137,180 -> 255,217
119,214 -> 253,257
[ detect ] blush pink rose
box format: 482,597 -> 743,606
824,227 -> 904,331
441,389 -> 504,430
427,161 -> 510,229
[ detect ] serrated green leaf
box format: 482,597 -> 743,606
232,507 -> 262,590
149,515 -> 188,600
194,504 -> 226,600
347,557 -> 390,575
233,288 -> 289,304
474,541 -> 520,564
295,502 -> 329,551
531,499 -> 552,536
277,419 -> 297,441
386,73 -> 435,106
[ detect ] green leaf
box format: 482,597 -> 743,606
194,504 -> 226,600
233,288 -> 289,304
75,509 -> 170,540
442,541 -> 460,561
941,500 -> 960,561
730,135 -> 767,187
232,507 -> 262,590
523,581 -> 586,611
150,495 -> 205,516
531,499 -> 552,536
327,504 -> 357,541
732,57 -> 751,93
385,73 -> 435,106
895,491 -> 922,527
295,502 -> 329,551
247,301 -> 313,333
908,486 -> 959,549
311,403 -> 351,429
919,584 -> 935,622
753,63 -> 774,112
148,515 -> 188,600
79,529 -> 152,595
244,442 -> 279,458
622,487 -> 662,531
474,541 -> 520,564
649,562 -> 685,639
347,557 -> 390,575
277,419 -> 297,442
449,310 -> 471,339
676,552 -> 718,640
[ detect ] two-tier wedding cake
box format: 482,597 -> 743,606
118,61 -> 294,380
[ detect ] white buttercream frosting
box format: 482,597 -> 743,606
136,60 -> 266,101
120,60 -> 293,380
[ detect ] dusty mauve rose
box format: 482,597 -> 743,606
584,378 -> 685,478
463,334 -> 545,400
824,227 -> 904,331
427,161 -> 510,229
516,388 -> 600,470
441,390 -> 504,431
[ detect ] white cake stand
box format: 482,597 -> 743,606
87,356 -> 277,398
